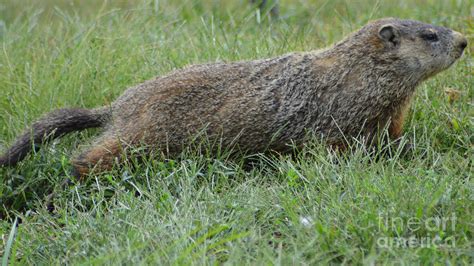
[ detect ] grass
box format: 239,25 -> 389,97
0,0 -> 473,264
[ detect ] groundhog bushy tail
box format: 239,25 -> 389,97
0,107 -> 110,167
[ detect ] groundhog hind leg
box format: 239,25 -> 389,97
71,137 -> 123,179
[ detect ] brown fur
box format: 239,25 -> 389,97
0,18 -> 467,178
389,97 -> 413,139
71,137 -> 122,178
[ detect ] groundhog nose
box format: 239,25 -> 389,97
453,31 -> 467,51
459,37 -> 467,50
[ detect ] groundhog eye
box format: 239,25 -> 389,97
421,32 -> 438,42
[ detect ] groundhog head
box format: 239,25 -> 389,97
374,18 -> 467,80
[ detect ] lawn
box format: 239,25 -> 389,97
0,0 -> 473,264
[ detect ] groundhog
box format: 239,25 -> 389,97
0,18 -> 467,178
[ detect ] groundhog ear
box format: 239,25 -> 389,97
378,24 -> 400,48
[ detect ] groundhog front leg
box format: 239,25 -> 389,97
388,100 -> 413,154
71,137 -> 123,178
389,95 -> 416,140
388,114 -> 405,139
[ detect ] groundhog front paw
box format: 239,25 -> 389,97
392,138 -> 414,157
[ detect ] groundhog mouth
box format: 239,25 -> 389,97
451,51 -> 465,65
453,50 -> 465,60
442,48 -> 466,72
